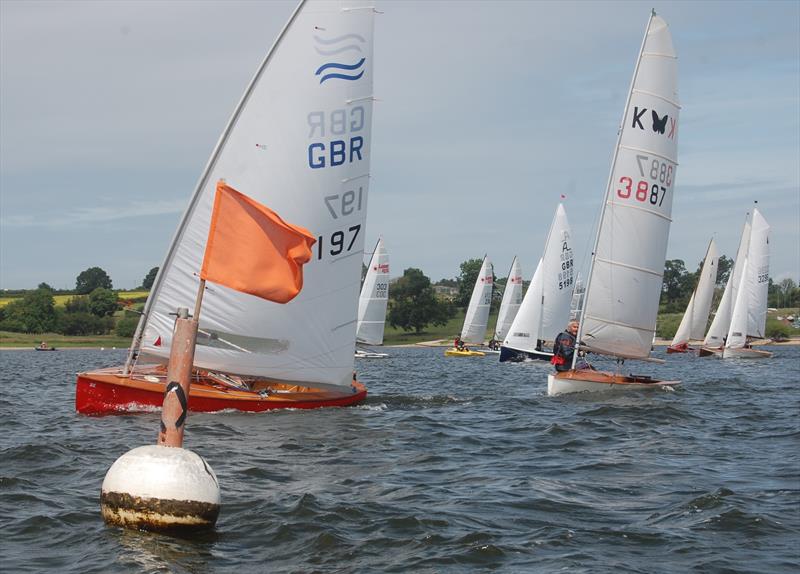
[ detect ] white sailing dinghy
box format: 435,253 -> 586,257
699,215 -> 751,357
500,204 -> 574,362
446,256 -> 493,357
723,207 -> 772,359
492,256 -> 524,346
77,0 -> 377,414
548,11 -> 681,396
355,238 -> 389,358
667,238 -> 718,353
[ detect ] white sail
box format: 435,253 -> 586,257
461,256 -> 493,344
540,205 -> 575,341
569,272 -> 584,321
703,217 -> 751,347
671,238 -> 718,346
504,258 -> 543,352
356,238 -> 389,345
727,208 -> 770,345
726,258 -> 750,349
578,13 -> 680,360
135,0 -> 376,388
503,203 -> 574,352
494,257 -> 524,341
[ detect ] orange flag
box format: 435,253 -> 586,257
200,181 -> 316,303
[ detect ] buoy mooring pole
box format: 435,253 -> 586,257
100,281 -> 221,533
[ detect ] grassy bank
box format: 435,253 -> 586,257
0,331 -> 131,349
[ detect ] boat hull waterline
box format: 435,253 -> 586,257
547,370 -> 681,396
76,366 -> 367,415
721,347 -> 773,359
499,346 -> 552,363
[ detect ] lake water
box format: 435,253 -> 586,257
1,346 -> 798,573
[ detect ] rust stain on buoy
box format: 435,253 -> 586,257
101,491 -> 219,532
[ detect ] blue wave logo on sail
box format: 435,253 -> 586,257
313,33 -> 366,84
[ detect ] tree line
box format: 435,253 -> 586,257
0,266 -> 158,336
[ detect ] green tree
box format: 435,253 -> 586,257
76,266 -> 113,294
141,267 -> 159,290
88,287 -> 119,317
388,268 -> 454,333
65,295 -> 90,314
456,258 -> 486,308
58,312 -> 114,335
115,316 -> 140,338
0,288 -> 57,333
38,282 -> 54,292
716,255 -> 734,287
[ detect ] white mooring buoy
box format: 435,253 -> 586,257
101,306 -> 220,532
100,444 -> 220,531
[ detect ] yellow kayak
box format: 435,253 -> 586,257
444,348 -> 486,357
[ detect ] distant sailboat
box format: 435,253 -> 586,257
699,214 -> 751,356
723,207 -> 772,359
491,257 -> 524,345
500,204 -> 574,362
76,0 -> 376,414
667,238 -> 718,353
548,11 -> 681,395
355,238 -> 389,358
446,256 -> 493,357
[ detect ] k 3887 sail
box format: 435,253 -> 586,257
547,11 -> 682,396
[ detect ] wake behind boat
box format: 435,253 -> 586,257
76,0 -> 377,414
548,11 -> 681,395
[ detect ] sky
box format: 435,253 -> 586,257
1,0 -> 798,290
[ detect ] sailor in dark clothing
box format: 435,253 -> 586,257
551,320 -> 579,372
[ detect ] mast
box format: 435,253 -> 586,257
124,0 -> 309,373
573,11 -> 656,369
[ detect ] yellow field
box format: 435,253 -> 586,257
0,290 -> 149,308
